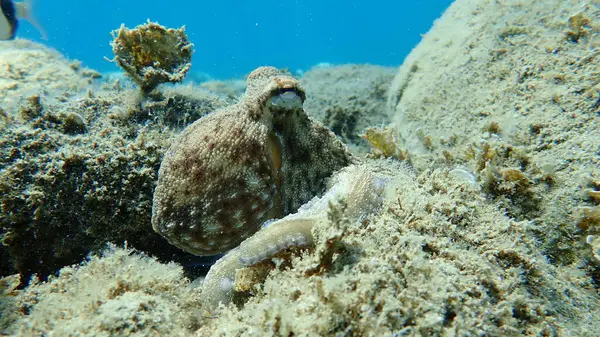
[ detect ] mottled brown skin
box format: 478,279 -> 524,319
151,67 -> 352,255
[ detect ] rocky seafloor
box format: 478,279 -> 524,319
1,0 -> 599,335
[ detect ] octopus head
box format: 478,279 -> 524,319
245,67 -> 307,121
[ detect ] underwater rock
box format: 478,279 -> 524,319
151,66 -> 353,256
0,59 -> 229,282
116,85 -> 233,128
387,0 -> 600,271
198,79 -> 247,100
1,246 -> 204,336
110,20 -> 194,93
0,40 -> 100,112
301,64 -> 396,153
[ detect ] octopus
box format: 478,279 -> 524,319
151,66 -> 385,310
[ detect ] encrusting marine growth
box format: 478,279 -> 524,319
109,20 -> 194,93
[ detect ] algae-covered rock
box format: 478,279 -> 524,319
0,40 -> 100,112
387,0 -> 600,269
2,246 -> 203,336
0,43 -> 229,283
301,64 -> 396,153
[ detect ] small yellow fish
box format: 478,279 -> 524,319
0,0 -> 46,40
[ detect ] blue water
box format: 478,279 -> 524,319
19,0 -> 452,79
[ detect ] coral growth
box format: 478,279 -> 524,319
566,13 -> 590,42
588,235 -> 600,261
110,20 -> 194,93
361,126 -> 407,160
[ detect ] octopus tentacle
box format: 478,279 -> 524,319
200,165 -> 387,310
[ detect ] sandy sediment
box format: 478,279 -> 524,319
1,0 -> 600,335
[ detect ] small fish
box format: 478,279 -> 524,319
0,0 -> 46,40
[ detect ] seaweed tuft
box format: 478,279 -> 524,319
110,20 -> 194,93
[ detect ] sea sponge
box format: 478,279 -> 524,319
110,20 -> 194,93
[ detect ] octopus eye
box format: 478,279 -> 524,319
268,88 -> 303,110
